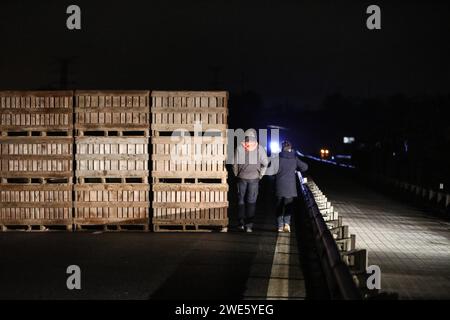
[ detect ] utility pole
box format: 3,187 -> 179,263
48,56 -> 78,90
209,65 -> 222,90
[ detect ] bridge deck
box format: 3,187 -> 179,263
0,194 -> 304,300
313,167 -> 450,299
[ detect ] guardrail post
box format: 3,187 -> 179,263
428,190 -> 435,201
422,188 -> 427,199
437,192 -> 444,205
415,185 -> 420,196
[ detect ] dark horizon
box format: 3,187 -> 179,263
1,0 -> 449,162
1,0 -> 449,110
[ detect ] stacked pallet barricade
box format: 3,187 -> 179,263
0,91 -> 74,231
74,91 -> 150,231
151,91 -> 229,232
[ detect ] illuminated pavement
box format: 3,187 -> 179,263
0,185 -> 305,300
312,167 -> 450,299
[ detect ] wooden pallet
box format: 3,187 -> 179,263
0,176 -> 73,184
74,222 -> 149,232
152,220 -> 228,232
151,91 -> 228,135
151,174 -> 227,185
75,129 -> 149,137
1,222 -> 73,232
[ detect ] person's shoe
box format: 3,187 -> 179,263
284,224 -> 291,233
277,227 -> 284,232
238,225 -> 245,231
245,226 -> 253,233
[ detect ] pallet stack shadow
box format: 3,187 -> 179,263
0,91 -> 73,231
151,91 -> 229,232
74,91 -> 150,231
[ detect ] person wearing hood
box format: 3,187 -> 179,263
233,129 -> 269,232
275,140 -> 308,232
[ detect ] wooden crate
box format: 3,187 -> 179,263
74,184 -> 149,230
0,91 -> 73,229
75,137 -> 149,183
74,90 -> 150,228
152,183 -> 228,232
151,91 -> 228,134
75,90 -> 150,136
0,183 -> 73,231
0,90 -> 73,134
151,135 -> 227,183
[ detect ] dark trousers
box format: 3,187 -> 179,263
276,197 -> 294,228
237,178 -> 259,227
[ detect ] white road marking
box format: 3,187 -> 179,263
243,228 -> 305,300
266,232 -> 291,298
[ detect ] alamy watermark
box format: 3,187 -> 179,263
66,265 -> 81,290
165,123 -> 280,176
366,5 -> 381,30
66,5 -> 81,30
367,265 -> 381,290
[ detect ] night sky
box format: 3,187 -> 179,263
0,1 -> 449,152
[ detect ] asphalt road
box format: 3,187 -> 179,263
0,178 -> 307,300
0,222 -> 281,300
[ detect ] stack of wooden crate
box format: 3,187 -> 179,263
0,91 -> 74,231
74,91 -> 150,231
151,91 -> 229,232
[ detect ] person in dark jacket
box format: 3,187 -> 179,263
275,141 -> 308,232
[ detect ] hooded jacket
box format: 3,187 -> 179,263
233,140 -> 269,180
275,150 -> 308,198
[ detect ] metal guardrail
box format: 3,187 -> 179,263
367,174 -> 450,214
298,173 -> 363,300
